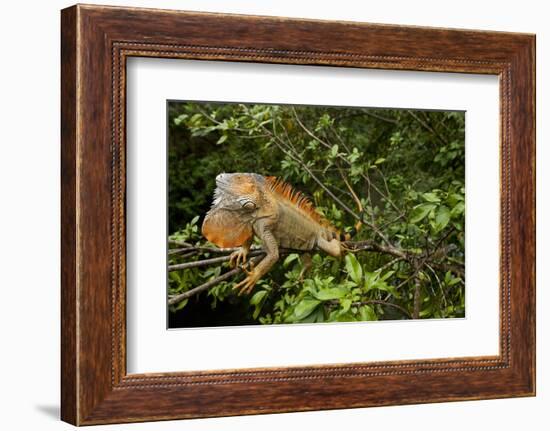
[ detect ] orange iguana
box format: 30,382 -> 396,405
202,173 -> 344,295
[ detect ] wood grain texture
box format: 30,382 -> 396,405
60,5 -> 78,425
60,4 -> 536,425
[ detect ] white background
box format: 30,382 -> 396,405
127,59 -> 500,373
0,0 -> 547,430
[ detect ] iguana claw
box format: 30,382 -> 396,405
233,273 -> 260,295
242,259 -> 255,275
229,248 -> 248,268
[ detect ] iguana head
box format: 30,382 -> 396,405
201,173 -> 265,247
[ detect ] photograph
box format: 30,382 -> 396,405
167,101 -> 466,328
0,0 -> 541,427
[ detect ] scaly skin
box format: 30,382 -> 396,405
202,173 -> 342,294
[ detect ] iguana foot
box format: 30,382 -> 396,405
233,272 -> 260,295
229,247 -> 248,268
242,259 -> 255,275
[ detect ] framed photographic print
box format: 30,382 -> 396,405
61,4 -> 535,425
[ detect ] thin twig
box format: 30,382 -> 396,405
430,262 -> 465,278
293,108 -> 401,216
344,240 -> 408,260
171,245 -> 263,255
425,263 -> 447,307
168,248 -> 190,255
334,111 -> 399,125
168,239 -> 193,248
195,106 -> 251,134
168,250 -> 266,271
327,299 -> 411,319
168,256 -> 264,305
168,250 -> 198,260
168,268 -> 241,305
337,163 -> 363,213
413,276 -> 422,319
329,125 -> 353,154
292,108 -> 333,151
362,169 -> 405,218
378,257 -> 404,273
408,110 -> 448,146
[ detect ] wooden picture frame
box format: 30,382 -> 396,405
61,4 -> 535,425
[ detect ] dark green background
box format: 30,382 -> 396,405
168,102 -> 465,328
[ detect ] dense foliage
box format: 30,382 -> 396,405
167,102 -> 465,327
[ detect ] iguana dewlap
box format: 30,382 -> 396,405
202,173 -> 342,294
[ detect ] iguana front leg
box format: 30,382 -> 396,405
233,228 -> 279,295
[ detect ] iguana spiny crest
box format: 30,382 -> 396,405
202,173 -> 343,294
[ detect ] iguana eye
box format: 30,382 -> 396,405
242,201 -> 256,210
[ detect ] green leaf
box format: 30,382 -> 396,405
419,305 -> 433,317
203,266 -> 222,279
448,277 -> 462,286
314,286 -> 349,301
447,193 -> 464,207
451,201 -> 465,218
294,298 -> 321,320
250,290 -> 267,306
434,206 -> 451,232
168,271 -> 181,282
174,298 -> 188,311
374,157 -> 386,165
216,134 -> 228,145
190,113 -> 202,121
252,306 -> 263,320
410,203 -> 437,223
379,270 -> 395,282
363,271 -> 380,291
345,254 -> 363,285
376,281 -> 400,298
422,192 -> 441,203
359,305 -> 377,321
300,307 -> 325,323
283,253 -> 299,267
341,298 -> 352,313
173,114 -> 187,126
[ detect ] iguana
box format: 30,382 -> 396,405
201,172 -> 344,295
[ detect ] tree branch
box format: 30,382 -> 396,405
167,240 -> 463,306
168,249 -> 266,271
170,244 -> 262,255
168,239 -> 193,248
327,299 -> 411,319
168,256 -> 264,306
167,239 -> 419,306
343,240 -> 408,260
